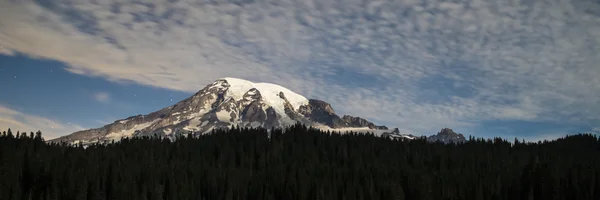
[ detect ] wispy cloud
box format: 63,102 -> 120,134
0,45 -> 13,55
0,105 -> 85,140
0,0 -> 599,135
93,92 -> 110,103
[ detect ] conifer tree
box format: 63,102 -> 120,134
6,128 -> 12,137
35,131 -> 42,140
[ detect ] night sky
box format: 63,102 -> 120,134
0,0 -> 599,140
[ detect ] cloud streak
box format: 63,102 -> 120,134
0,0 -> 599,136
0,105 -> 85,140
93,92 -> 111,103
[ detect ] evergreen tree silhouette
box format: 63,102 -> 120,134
0,128 -> 599,200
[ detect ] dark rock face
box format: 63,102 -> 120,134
304,99 -> 336,115
427,128 -> 467,144
341,115 -> 388,130
241,101 -> 267,125
279,92 -> 303,121
264,107 -> 280,128
298,99 -> 347,128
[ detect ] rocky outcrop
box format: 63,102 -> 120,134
381,128 -> 418,140
427,128 -> 466,144
341,115 -> 388,130
298,99 -> 347,128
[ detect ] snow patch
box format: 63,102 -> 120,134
183,119 -> 202,131
105,119 -> 159,141
217,77 -> 309,110
172,116 -> 182,125
243,95 -> 256,101
249,121 -> 262,128
171,112 -> 181,116
385,134 -> 418,140
315,126 -> 389,136
163,128 -> 173,135
211,77 -> 311,126
216,110 -> 232,122
204,126 -> 215,134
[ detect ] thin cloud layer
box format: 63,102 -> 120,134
0,105 -> 85,140
0,0 -> 599,136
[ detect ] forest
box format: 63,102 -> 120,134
0,124 -> 599,200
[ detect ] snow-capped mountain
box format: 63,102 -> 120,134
50,77 -> 394,144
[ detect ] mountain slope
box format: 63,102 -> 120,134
51,77 -> 390,144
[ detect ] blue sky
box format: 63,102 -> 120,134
0,53 -> 190,136
0,0 -> 599,140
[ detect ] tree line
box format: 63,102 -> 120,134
1,124 -> 599,200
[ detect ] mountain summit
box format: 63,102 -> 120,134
427,128 -> 467,144
51,78 -> 390,144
